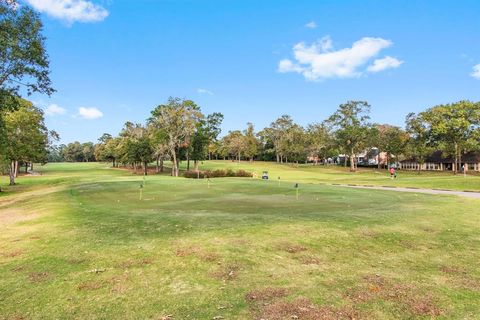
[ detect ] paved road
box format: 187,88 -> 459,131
333,184 -> 480,199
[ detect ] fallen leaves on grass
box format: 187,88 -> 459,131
77,281 -> 103,291
258,297 -> 360,320
245,287 -> 289,303
346,274 -> 443,317
116,258 -> 153,269
440,265 -> 480,290
211,263 -> 242,281
174,245 -> 220,262
28,272 -> 50,283
278,242 -> 307,254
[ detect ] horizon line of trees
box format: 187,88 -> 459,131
50,98 -> 480,177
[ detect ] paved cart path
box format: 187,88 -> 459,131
332,184 -> 480,199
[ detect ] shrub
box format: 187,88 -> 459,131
183,171 -> 207,179
211,169 -> 226,177
236,169 -> 253,177
184,169 -> 253,179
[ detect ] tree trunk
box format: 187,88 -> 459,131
350,151 -> 355,172
9,161 -> 16,185
31,162 -> 34,171
160,159 -> 164,172
194,160 -> 199,171
156,156 -> 160,173
454,142 -> 458,175
170,149 -> 179,177
14,160 -> 18,178
276,153 -> 280,163
144,161 -> 148,176
25,162 -> 28,173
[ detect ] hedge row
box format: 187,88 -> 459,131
184,169 -> 253,179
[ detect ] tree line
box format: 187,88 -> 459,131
2,0 -> 480,188
68,99 -> 480,177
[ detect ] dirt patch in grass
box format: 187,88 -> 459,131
116,258 -> 154,269
198,251 -> 220,262
2,314 -> 27,320
28,272 -> 50,283
2,249 -> 24,258
421,226 -> 438,234
230,238 -> 251,246
278,242 -> 308,254
359,228 -> 378,238
0,208 -> 38,227
174,246 -> 195,257
211,262 -> 242,281
298,255 -> 322,265
11,265 -> 26,272
258,297 -> 360,320
399,240 -> 417,249
78,281 -> 103,291
440,265 -> 466,275
109,273 -> 129,293
174,245 -> 220,263
406,295 -> 443,317
346,274 -> 444,317
245,287 -> 288,303
440,265 -> 480,290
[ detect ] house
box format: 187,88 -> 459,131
399,151 -> 480,172
336,148 -> 389,167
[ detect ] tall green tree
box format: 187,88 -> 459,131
0,0 -> 54,102
373,124 -> 409,168
222,130 -> 245,162
117,122 -> 153,175
405,112 -> 433,173
327,101 -> 372,172
243,122 -> 258,161
1,0 -> 54,169
420,101 -> 480,173
306,123 -> 332,165
149,97 -> 203,176
263,115 -> 294,163
3,99 -> 51,185
190,112 -> 223,170
283,124 -> 307,164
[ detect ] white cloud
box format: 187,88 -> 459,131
78,107 -> 103,119
471,64 -> 480,79
278,36 -> 402,81
45,104 -> 66,116
26,0 -> 109,24
367,56 -> 404,72
197,88 -> 214,95
305,21 -> 317,29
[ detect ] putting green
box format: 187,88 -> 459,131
1,162 -> 479,319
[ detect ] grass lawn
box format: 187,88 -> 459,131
1,162 -> 479,319
182,160 -> 480,192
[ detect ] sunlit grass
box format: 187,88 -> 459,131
1,162 -> 479,319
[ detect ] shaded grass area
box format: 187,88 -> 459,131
1,163 -> 480,319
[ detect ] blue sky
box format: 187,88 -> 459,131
25,0 -> 480,143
